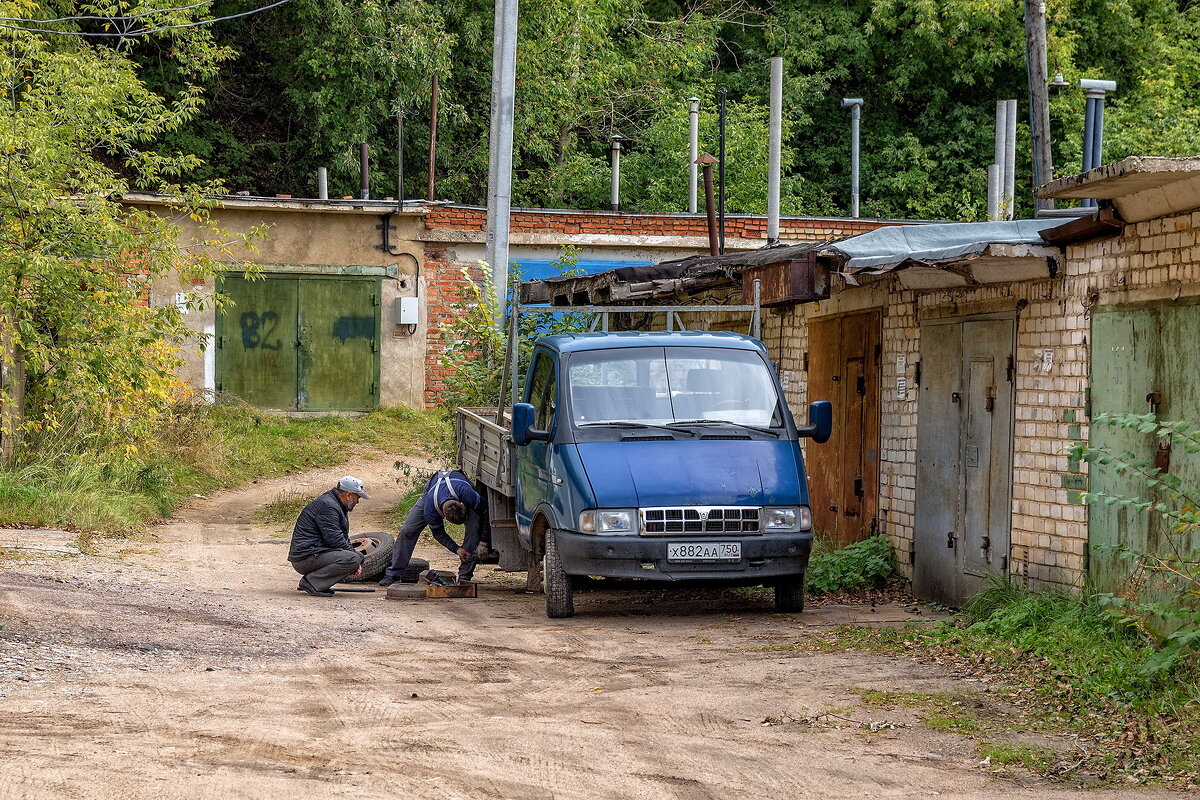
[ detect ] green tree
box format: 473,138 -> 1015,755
0,4 -> 259,459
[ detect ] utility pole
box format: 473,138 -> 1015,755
1025,0 -> 1054,211
485,0 -> 519,324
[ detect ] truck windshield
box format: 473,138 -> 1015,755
566,346 -> 783,428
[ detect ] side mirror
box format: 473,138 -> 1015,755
511,403 -> 549,445
797,400 -> 832,444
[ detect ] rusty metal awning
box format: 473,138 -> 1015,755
522,242 -> 828,305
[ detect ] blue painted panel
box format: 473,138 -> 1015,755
511,259 -> 652,281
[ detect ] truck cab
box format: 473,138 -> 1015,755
508,330 -> 831,617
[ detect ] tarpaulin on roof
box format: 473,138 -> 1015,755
823,219 -> 1063,273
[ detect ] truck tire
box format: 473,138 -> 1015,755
774,572 -> 806,613
347,532 -> 395,582
544,529 -> 575,618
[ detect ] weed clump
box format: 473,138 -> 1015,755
807,535 -> 896,595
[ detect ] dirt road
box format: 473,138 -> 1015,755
0,455 -> 1178,799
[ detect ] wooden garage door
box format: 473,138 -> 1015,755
805,310 -> 881,546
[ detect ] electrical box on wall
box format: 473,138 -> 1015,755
396,297 -> 419,326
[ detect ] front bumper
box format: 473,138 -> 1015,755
555,530 -> 813,582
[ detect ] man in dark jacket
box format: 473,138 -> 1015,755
379,469 -> 490,587
288,476 -> 370,597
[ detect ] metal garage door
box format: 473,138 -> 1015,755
1090,301 -> 1200,592
215,274 -> 381,411
914,314 -> 1015,606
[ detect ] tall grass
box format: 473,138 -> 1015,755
0,401 -> 454,534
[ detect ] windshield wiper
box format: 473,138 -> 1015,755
666,419 -> 780,438
576,421 -> 695,437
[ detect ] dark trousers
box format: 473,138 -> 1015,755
291,549 -> 363,592
384,496 -> 486,583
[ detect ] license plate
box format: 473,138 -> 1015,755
667,541 -> 741,562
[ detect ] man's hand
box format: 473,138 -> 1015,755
457,547 -> 472,563
350,565 -> 363,579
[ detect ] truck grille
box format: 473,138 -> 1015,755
640,507 -> 761,535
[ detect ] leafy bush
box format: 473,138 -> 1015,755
807,535 -> 896,595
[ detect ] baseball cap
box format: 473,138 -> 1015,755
337,476 -> 371,499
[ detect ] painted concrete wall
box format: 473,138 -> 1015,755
135,199 -> 428,409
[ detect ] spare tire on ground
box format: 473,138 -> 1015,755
347,532 -> 394,582
399,557 -> 429,583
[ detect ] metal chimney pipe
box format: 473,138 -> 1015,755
841,98 -> 863,218
428,75 -> 439,201
696,154 -> 720,256
610,135 -> 623,212
987,164 -> 1001,221
317,167 -> 328,200
717,88 -> 727,253
688,97 -> 700,214
994,100 -> 1007,186
767,58 -> 783,243
397,113 -> 405,208
359,142 -> 370,200
1079,79 -> 1115,206
1004,98 -> 1017,220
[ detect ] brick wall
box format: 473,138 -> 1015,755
425,205 -> 892,241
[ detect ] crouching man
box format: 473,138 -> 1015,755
288,476 -> 370,597
380,469 -> 490,587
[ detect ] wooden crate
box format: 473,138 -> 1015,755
425,582 -> 477,598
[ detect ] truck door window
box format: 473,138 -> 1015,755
528,351 -> 557,430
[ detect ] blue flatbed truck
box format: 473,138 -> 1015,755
455,307 -> 831,618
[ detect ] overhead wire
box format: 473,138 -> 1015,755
0,0 -> 293,37
0,1 -> 213,24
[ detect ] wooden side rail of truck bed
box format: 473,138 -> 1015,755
455,406 -> 514,499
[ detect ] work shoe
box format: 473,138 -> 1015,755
378,575 -> 396,587
297,578 -> 334,597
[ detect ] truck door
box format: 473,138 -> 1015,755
515,348 -> 560,547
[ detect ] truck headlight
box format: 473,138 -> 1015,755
763,506 -> 811,532
579,509 -> 637,535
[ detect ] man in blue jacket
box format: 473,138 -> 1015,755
288,476 -> 370,597
380,469 -> 490,587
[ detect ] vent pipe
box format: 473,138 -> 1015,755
688,97 -> 700,214
317,167 -> 328,200
1004,98 -> 1017,219
1079,79 -> 1115,208
359,143 -> 370,200
610,135 -> 623,212
396,113 -> 406,208
767,58 -> 783,243
427,76 -> 439,201
717,88 -> 726,253
841,98 -> 863,218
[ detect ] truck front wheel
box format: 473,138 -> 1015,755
774,572 -> 806,613
544,529 -> 575,618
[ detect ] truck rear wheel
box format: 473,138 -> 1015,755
544,529 -> 575,618
774,572 -> 806,613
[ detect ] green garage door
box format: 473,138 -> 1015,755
216,274 -> 381,411
1090,301 -> 1200,592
